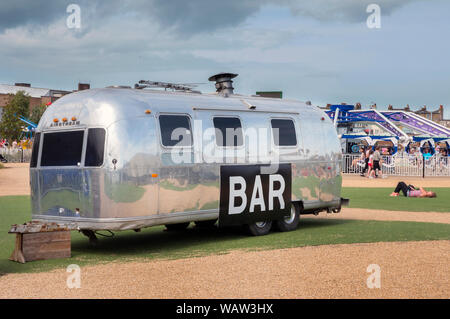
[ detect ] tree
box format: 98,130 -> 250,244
30,103 -> 48,125
0,91 -> 30,142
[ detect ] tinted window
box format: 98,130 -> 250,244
85,128 -> 106,167
41,131 -> 84,166
213,117 -> 243,147
159,115 -> 192,147
271,119 -> 297,146
30,132 -> 41,167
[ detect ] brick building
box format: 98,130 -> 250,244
0,83 -> 90,120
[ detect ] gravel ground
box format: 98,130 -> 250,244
0,240 -> 448,299
0,163 -> 29,196
318,208 -> 450,224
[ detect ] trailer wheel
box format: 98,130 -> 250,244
195,219 -> 217,228
246,220 -> 272,236
165,222 -> 190,231
275,204 -> 300,232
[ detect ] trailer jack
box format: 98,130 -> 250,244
80,230 -> 98,245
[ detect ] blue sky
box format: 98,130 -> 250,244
1,0 -> 449,117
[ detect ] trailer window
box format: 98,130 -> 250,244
213,117 -> 243,147
85,128 -> 106,167
41,131 -> 84,166
271,119 -> 297,146
159,115 -> 192,147
30,132 -> 41,167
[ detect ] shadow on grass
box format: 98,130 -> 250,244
71,218 -> 350,257
3,217 -> 450,276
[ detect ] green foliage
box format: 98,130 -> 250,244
342,187 -> 450,212
0,195 -> 449,275
0,91 -> 30,141
30,103 -> 48,125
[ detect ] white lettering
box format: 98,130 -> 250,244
366,264 -> 381,288
366,4 -> 381,29
229,176 -> 247,215
269,174 -> 285,210
66,4 -> 81,29
249,175 -> 265,213
66,264 -> 81,288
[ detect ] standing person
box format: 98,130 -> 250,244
353,147 -> 365,173
367,149 -> 374,178
423,148 -> 432,160
372,146 -> 383,178
362,147 -> 370,177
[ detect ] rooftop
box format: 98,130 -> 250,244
0,84 -> 70,98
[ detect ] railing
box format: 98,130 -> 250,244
0,148 -> 32,163
2,147 -> 450,176
342,153 -> 450,177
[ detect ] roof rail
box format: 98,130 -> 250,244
134,80 -> 201,93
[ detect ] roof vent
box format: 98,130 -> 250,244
208,73 -> 238,95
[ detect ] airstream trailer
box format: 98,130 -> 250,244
29,74 -> 344,239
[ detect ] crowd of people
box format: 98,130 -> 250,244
0,138 -> 33,163
352,146 -> 386,179
0,138 -> 32,150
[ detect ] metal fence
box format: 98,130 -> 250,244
2,148 -> 450,177
343,153 -> 450,177
0,148 -> 32,163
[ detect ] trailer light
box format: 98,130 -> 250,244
145,109 -> 151,114
152,173 -> 158,178
71,117 -> 77,121
53,118 -> 59,123
62,117 -> 68,122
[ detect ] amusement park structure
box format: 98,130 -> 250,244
325,105 -> 450,155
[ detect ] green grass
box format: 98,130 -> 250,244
342,187 -> 450,212
1,195 -> 449,275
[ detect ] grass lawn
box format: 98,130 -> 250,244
342,187 -> 450,212
1,195 -> 449,275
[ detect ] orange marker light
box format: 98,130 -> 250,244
62,117 -> 68,122
71,117 -> 77,121
145,110 -> 151,114
53,118 -> 59,123
151,174 -> 158,178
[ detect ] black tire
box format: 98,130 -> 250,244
246,220 -> 273,236
165,222 -> 190,231
275,203 -> 300,232
194,219 -> 217,228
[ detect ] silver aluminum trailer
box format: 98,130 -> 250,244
30,75 -> 344,238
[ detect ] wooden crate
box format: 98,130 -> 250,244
10,231 -> 71,263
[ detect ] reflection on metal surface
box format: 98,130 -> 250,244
31,88 -> 343,230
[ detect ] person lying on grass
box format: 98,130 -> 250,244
390,182 -> 436,198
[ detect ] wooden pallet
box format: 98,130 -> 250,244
9,222 -> 75,263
